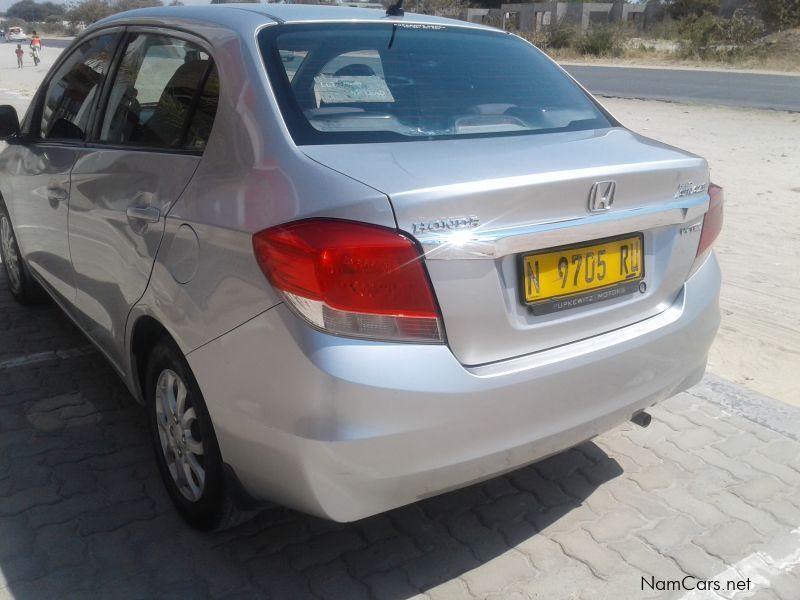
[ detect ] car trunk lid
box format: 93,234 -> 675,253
302,127 -> 710,365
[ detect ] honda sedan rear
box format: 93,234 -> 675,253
0,4 -> 721,530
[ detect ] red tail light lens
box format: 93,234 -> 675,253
253,219 -> 443,342
696,183 -> 724,258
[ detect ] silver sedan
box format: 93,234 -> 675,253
0,3 -> 722,530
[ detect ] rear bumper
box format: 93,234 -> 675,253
188,254 -> 720,522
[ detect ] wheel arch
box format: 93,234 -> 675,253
129,314 -> 175,405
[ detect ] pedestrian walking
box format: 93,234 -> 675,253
15,44 -> 24,68
29,31 -> 42,66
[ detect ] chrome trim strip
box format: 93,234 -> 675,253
419,195 -> 709,260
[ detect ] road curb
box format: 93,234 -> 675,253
688,373 -> 800,442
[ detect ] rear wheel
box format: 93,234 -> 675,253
0,202 -> 43,304
145,338 -> 240,530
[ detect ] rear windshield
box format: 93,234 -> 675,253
259,23 -> 613,145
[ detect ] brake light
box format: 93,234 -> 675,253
696,183 -> 724,257
688,183 -> 723,277
253,219 -> 443,342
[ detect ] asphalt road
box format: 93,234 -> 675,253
563,64 -> 800,112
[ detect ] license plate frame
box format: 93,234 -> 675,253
519,233 -> 645,316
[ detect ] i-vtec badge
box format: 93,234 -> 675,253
676,182 -> 707,198
412,215 -> 480,235
680,222 -> 703,235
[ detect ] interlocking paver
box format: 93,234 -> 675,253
695,445 -> 762,481
442,511 -> 508,563
654,486 -> 729,529
628,461 -> 690,492
692,521 -> 763,562
551,528 -> 626,579
345,535 -> 422,579
638,515 -> 700,554
462,550 -> 534,597
606,537 -> 684,581
595,434 -> 663,469
730,475 -> 788,505
664,542 -> 729,580
711,491 -> 786,536
2,273 -> 800,599
584,509 -> 648,544
740,451 -> 800,486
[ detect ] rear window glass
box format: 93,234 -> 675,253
260,23 -> 613,145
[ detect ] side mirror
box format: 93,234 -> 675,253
0,105 -> 21,140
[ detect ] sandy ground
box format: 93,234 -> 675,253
1,48 -> 797,405
602,98 -> 800,406
0,44 -> 62,99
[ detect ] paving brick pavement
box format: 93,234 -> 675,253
1,271 -> 799,600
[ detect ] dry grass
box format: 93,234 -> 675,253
541,28 -> 800,74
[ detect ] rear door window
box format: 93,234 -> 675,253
99,33 -> 219,150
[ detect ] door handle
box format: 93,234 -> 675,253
46,184 -> 68,208
47,185 -> 68,199
126,206 -> 161,223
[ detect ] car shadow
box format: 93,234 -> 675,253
0,277 -> 624,598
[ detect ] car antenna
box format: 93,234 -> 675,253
386,0 -> 405,17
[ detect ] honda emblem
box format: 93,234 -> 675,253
588,181 -> 616,213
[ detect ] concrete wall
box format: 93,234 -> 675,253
494,1 -> 649,33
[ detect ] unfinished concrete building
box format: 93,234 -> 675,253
466,1 -> 649,33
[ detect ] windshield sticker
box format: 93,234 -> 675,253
314,75 -> 395,104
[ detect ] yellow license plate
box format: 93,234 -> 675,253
521,234 -> 644,308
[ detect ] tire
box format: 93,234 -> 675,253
0,201 -> 45,304
145,338 -> 242,530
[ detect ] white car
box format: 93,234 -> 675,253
5,27 -> 26,42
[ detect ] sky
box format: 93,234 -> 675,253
0,0 -> 219,15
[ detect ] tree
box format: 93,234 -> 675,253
67,0 -> 114,24
666,0 -> 720,19
754,0 -> 800,31
114,0 -> 163,11
66,0 -> 163,25
6,0 -> 66,21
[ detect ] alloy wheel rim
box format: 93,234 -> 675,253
155,369 -> 206,502
0,216 -> 22,293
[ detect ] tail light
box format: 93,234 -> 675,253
253,219 -> 444,342
690,183 -> 724,275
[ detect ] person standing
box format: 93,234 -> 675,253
15,44 -> 24,68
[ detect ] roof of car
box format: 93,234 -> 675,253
95,3 -> 492,33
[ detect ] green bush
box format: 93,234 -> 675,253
677,10 -> 766,60
575,27 -> 622,57
546,25 -> 577,50
722,10 -> 766,46
677,14 -> 723,58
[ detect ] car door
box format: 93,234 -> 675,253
1,32 -> 119,304
68,29 -> 219,369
